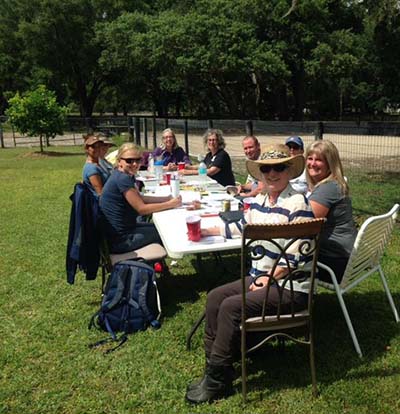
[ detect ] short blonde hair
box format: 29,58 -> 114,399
305,140 -> 349,195
115,143 -> 142,166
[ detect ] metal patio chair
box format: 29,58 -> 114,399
317,203 -> 400,357
240,218 -> 325,400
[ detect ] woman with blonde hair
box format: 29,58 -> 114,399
99,143 -> 181,254
306,140 -> 356,283
152,128 -> 191,171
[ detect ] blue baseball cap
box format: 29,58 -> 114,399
285,136 -> 304,150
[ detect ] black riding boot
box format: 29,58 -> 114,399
185,363 -> 234,404
186,357 -> 210,392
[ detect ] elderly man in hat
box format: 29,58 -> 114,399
185,144 -> 314,405
285,135 -> 308,194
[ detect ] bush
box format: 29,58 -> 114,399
6,85 -> 68,152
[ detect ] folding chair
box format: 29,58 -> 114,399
100,238 -> 168,292
317,203 -> 400,357
240,218 -> 325,400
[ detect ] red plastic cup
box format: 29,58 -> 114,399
243,197 -> 254,211
186,216 -> 201,242
178,162 -> 185,171
163,173 -> 171,185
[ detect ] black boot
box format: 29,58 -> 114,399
185,363 -> 234,404
186,358 -> 210,392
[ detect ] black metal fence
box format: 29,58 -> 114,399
1,115 -> 400,175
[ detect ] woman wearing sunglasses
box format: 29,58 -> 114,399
99,143 -> 182,254
185,144 -> 314,404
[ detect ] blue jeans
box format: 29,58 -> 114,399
110,223 -> 162,254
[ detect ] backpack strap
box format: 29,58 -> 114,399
88,333 -> 128,354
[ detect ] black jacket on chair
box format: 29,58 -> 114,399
66,183 -> 101,284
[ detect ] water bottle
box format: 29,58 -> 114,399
154,159 -> 164,181
198,155 -> 207,181
147,153 -> 154,173
170,173 -> 180,197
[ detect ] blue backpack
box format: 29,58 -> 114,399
89,260 -> 161,352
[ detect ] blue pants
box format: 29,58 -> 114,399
110,223 -> 162,254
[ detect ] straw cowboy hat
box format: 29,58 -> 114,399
246,143 -> 305,181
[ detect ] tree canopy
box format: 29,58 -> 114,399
0,0 -> 399,120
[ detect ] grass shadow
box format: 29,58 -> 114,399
21,150 -> 83,158
158,251 -> 241,318
240,290 -> 400,397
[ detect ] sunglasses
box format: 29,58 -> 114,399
121,157 -> 142,164
260,164 -> 289,173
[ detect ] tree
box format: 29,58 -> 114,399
0,0 -> 153,116
6,85 -> 68,152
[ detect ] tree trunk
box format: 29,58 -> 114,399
39,135 -> 44,153
291,69 -> 305,121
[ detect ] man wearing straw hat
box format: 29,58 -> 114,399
185,143 -> 314,405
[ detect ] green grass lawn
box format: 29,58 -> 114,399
1,146 -> 399,414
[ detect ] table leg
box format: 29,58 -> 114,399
186,311 -> 206,350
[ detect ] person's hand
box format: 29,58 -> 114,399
167,163 -> 177,171
201,226 -> 220,237
249,276 -> 269,291
170,195 -> 182,208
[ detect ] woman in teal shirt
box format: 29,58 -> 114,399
82,134 -> 109,199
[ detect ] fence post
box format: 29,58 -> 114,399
85,117 -> 92,133
0,120 -> 4,148
184,118 -> 189,155
134,116 -> 141,146
144,118 -> 148,148
127,116 -> 134,142
208,120 -> 214,129
12,124 -> 16,147
245,120 -> 253,136
152,117 -> 157,148
315,121 -> 324,140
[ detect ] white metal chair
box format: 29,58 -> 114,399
317,203 -> 400,357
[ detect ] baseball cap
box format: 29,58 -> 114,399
285,136 -> 304,150
84,135 -> 104,147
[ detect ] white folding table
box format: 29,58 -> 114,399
152,208 -> 242,259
